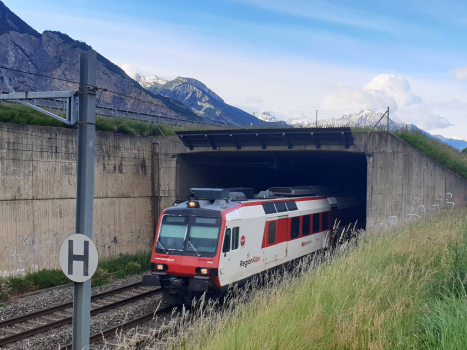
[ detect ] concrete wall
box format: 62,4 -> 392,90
0,123 -> 156,276
354,132 -> 467,226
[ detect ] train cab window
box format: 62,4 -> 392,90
268,222 -> 276,244
322,212 -> 329,230
262,202 -> 277,214
290,217 -> 300,239
275,201 -> 288,213
313,214 -> 320,233
222,228 -> 231,253
232,227 -> 240,250
302,215 -> 311,236
285,200 -> 298,211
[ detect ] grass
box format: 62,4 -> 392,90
0,251 -> 152,300
116,208 -> 467,350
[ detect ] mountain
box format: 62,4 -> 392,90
431,134 -> 467,151
137,75 -> 271,127
0,1 -> 195,121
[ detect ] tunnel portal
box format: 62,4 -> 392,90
176,150 -> 368,227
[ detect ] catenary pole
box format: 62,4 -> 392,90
73,50 -> 97,350
387,106 -> 389,131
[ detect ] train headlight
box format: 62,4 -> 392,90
196,267 -> 215,276
154,264 -> 168,272
187,201 -> 200,208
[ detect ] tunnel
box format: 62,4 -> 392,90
176,150 -> 368,228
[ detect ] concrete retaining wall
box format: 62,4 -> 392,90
0,123 -> 156,276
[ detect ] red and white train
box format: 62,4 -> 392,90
143,186 -> 364,304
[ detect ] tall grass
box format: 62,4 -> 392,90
117,208 -> 467,350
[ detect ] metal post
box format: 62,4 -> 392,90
73,50 -> 97,350
387,107 -> 389,131
315,110 -> 318,128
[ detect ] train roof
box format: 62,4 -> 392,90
168,186 -> 343,212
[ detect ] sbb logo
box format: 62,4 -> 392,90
240,236 -> 245,246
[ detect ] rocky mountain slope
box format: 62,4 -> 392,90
138,75 -> 271,126
0,1 -> 196,121
431,134 -> 467,151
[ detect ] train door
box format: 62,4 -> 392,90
265,217 -> 288,268
219,224 -> 243,283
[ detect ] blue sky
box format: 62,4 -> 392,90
5,0 -> 467,139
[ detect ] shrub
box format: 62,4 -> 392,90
125,261 -> 142,275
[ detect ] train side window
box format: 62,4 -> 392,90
290,217 -> 300,239
312,214 -> 320,233
232,227 -> 240,250
322,212 -> 329,230
268,222 -> 276,244
302,215 -> 311,236
222,228 -> 231,253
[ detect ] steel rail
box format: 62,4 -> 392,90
0,282 -> 144,328
59,305 -> 174,350
0,287 -> 160,346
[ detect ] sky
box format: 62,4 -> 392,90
5,0 -> 467,140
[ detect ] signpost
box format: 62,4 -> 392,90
59,234 -> 98,283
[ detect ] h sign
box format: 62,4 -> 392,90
59,234 -> 98,282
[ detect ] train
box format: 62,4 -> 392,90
143,186 -> 364,304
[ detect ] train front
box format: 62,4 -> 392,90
143,188 -> 235,304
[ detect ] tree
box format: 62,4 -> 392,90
462,147 -> 467,154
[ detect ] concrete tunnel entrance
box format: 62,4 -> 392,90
176,150 -> 368,228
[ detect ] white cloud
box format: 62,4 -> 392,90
321,74 -> 452,130
246,96 -> 264,105
398,106 -> 452,130
120,63 -> 153,80
450,66 -> 467,80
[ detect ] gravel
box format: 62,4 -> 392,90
0,275 -> 173,350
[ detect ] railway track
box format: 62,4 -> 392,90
59,304 -> 175,350
0,282 -> 161,348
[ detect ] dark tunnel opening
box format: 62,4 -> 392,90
177,151 -> 367,228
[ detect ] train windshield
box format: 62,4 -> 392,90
156,215 -> 221,256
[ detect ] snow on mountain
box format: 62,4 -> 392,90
136,74 -> 168,88
258,111 -> 280,123
288,110 -> 403,129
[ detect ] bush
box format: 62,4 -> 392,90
125,261 -> 142,275
0,278 -> 12,300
